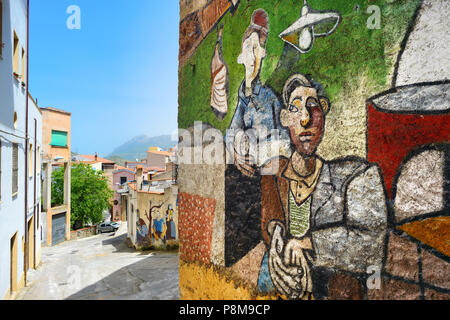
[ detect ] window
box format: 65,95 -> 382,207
36,146 -> 40,175
29,143 -> 33,177
120,176 -> 127,185
50,130 -> 68,147
13,32 -> 19,75
12,143 -> 18,195
21,47 -> 25,82
13,112 -> 17,129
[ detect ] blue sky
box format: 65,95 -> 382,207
29,0 -> 179,156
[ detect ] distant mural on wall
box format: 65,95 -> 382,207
136,200 -> 179,248
178,0 -> 449,300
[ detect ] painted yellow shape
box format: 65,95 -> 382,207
179,260 -> 316,300
282,34 -> 299,47
179,260 -> 278,300
398,216 -> 450,257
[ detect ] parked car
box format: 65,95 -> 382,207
97,221 -> 120,234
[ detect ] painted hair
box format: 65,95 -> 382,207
282,74 -> 326,107
242,9 -> 269,46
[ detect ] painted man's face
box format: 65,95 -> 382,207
280,86 -> 329,156
237,32 -> 266,86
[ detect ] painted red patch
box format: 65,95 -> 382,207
367,104 -> 450,199
178,192 -> 216,264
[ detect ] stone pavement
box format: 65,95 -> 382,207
16,222 -> 180,300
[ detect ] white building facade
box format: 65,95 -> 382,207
0,0 -> 42,300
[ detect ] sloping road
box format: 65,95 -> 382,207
16,223 -> 180,300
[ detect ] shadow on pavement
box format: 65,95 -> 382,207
66,252 -> 180,300
101,232 -> 136,253
102,231 -> 179,256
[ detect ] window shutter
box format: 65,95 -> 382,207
29,143 -> 33,177
50,130 -> 68,147
13,32 -> 19,74
12,143 -> 18,194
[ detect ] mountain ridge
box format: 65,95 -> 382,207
107,134 -> 176,161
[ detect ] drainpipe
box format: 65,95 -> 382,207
24,0 -> 30,285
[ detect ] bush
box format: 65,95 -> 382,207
52,163 -> 114,229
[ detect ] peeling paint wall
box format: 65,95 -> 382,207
178,0 -> 450,300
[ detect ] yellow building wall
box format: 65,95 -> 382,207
41,109 -> 71,161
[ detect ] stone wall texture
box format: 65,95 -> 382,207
178,0 -> 450,300
70,226 -> 97,241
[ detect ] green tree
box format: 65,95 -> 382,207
52,163 -> 114,229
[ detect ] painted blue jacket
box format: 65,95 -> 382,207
225,79 -> 290,163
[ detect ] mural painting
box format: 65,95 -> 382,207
136,215 -> 150,247
148,201 -> 166,244
256,73 -> 387,299
135,198 -> 179,249
279,0 -> 341,54
365,0 -> 449,299
210,24 -> 229,120
178,0 -> 449,300
166,204 -> 177,246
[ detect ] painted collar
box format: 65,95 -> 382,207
239,78 -> 263,100
282,153 -> 323,188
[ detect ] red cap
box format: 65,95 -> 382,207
252,9 -> 269,32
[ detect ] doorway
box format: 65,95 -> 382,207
10,232 -> 18,295
51,213 -> 66,246
28,217 -> 35,269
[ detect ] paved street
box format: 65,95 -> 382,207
16,223 -> 180,300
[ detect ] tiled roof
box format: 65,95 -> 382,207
113,166 -> 135,173
127,182 -> 164,194
143,167 -> 166,173
76,155 -> 116,164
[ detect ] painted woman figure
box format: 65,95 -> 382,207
136,218 -> 149,246
225,9 -> 290,176
210,24 -> 229,120
165,204 -> 176,245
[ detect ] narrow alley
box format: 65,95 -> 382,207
16,223 -> 180,300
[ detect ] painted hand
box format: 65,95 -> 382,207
268,224 -> 303,299
283,237 -> 312,266
234,150 -> 257,177
283,238 -> 313,298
